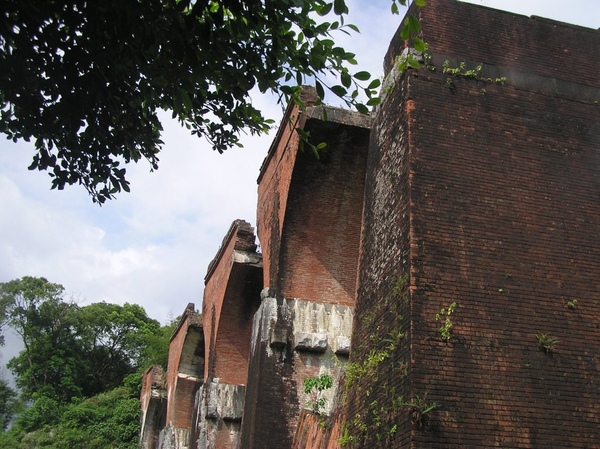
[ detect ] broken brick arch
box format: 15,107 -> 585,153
165,304 -> 205,430
178,320 -> 205,379
203,220 -> 263,386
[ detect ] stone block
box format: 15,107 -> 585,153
294,332 -> 328,353
333,336 -> 351,355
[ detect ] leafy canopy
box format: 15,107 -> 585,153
0,277 -> 160,402
0,375 -> 142,449
0,379 -> 18,432
0,0 -> 422,203
0,276 -> 179,447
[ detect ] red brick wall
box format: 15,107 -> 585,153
203,220 -> 260,383
385,0 -> 600,89
140,366 -> 166,449
203,224 -> 241,379
347,1 -> 600,448
292,411 -> 345,449
243,108 -> 369,449
212,262 -> 262,385
257,94 -> 315,292
345,72 -> 414,448
407,73 -> 600,448
165,307 -> 203,428
278,117 -> 370,305
172,376 -> 201,429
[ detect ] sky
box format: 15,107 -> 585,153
1,1 -> 599,369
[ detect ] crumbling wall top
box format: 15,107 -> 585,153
385,0 -> 600,88
204,219 -> 258,284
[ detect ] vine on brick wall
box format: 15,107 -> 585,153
339,274 -> 427,447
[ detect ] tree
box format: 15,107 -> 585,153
0,277 -> 160,401
0,379 -> 18,431
137,316 -> 179,369
0,276 -> 65,347
74,302 -> 161,396
1,277 -> 82,401
1,375 -> 142,449
0,277 -> 168,447
0,0 -> 421,203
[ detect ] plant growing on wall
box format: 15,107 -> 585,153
535,333 -> 558,353
441,59 -> 507,91
395,395 -> 440,429
435,302 -> 457,341
304,373 -> 334,415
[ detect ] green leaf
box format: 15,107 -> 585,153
332,46 -> 345,57
367,97 -> 381,106
367,78 -> 381,89
330,85 -> 347,97
315,80 -> 325,100
356,103 -> 369,114
296,128 -> 310,141
317,3 -> 333,16
407,15 -> 421,34
400,23 -> 410,40
413,37 -> 427,52
407,55 -> 421,70
354,71 -> 371,81
415,0 -> 426,6
341,71 -> 352,88
391,2 -> 400,15
347,24 -> 360,33
334,0 -> 348,15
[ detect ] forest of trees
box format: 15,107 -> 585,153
0,276 -> 177,448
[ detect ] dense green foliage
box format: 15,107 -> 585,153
0,276 -> 176,448
0,0 -> 369,202
0,379 -> 18,431
1,277 -> 160,402
0,0 -> 421,203
0,375 -> 142,449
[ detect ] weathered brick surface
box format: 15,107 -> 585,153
194,220 -> 261,449
257,93 -> 370,306
385,0 -> 600,89
203,220 -> 262,384
407,75 -> 600,447
140,366 -> 166,449
209,261 -> 262,385
292,411 -> 345,449
147,3 -> 600,449
345,1 -> 600,448
278,115 -> 370,305
257,90 -> 319,292
165,304 -> 203,430
242,105 -> 370,449
240,299 -> 300,449
343,69 -> 414,449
